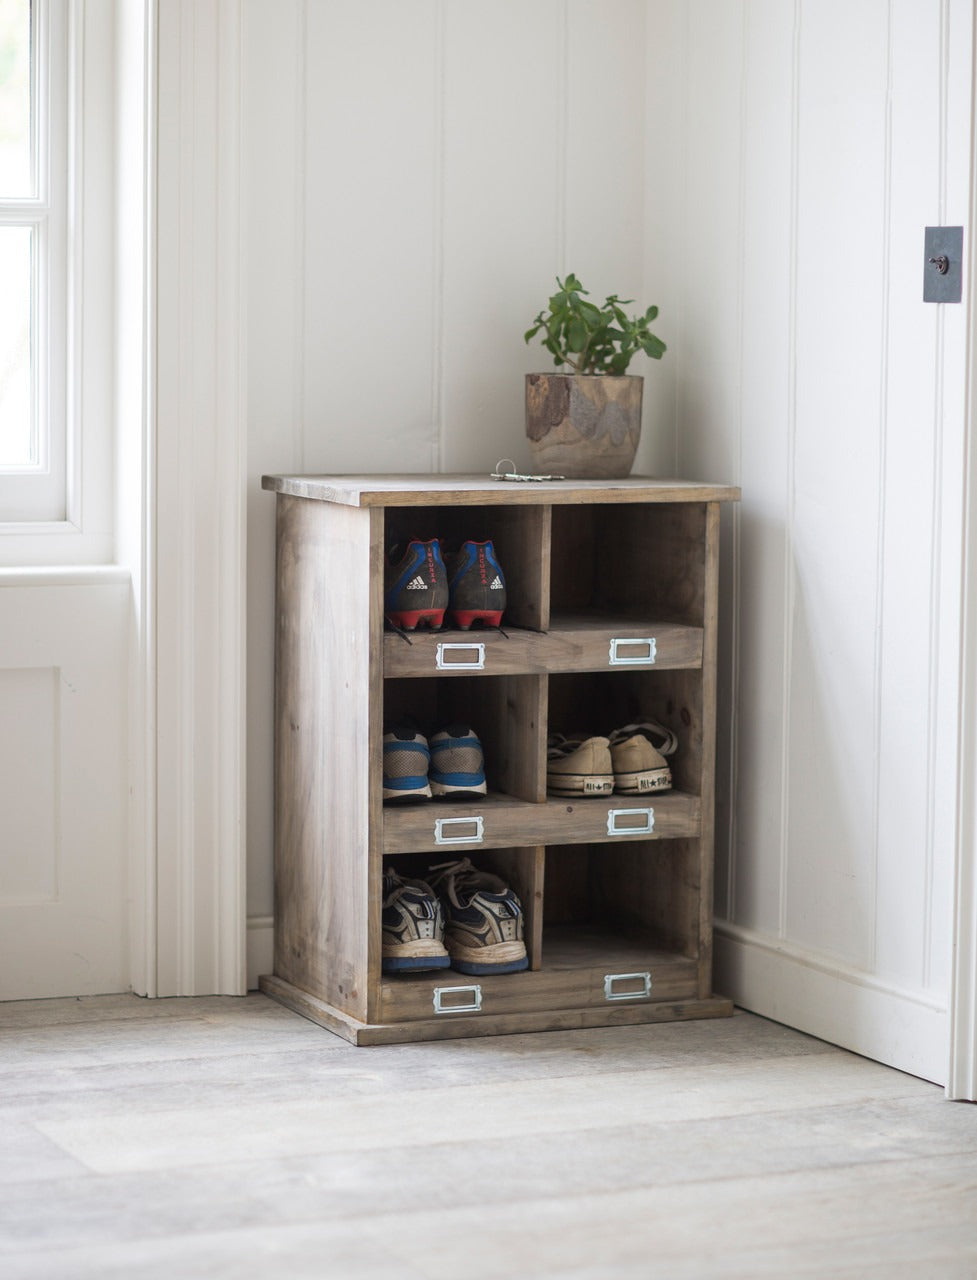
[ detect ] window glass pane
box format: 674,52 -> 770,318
0,0 -> 32,196
0,226 -> 33,466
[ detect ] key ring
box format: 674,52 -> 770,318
490,458 -> 566,482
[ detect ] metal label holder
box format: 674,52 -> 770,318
433,984 -> 482,1014
434,815 -> 484,845
603,972 -> 652,1001
606,807 -> 655,837
609,637 -> 657,666
436,642 -> 486,671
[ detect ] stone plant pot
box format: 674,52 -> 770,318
525,373 -> 643,479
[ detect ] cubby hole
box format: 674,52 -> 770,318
549,502 -> 707,628
542,840 -> 701,967
384,674 -> 544,803
547,670 -> 702,796
383,847 -> 543,973
383,504 -> 546,632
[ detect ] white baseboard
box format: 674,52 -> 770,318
247,916 -> 274,991
715,922 -> 948,1086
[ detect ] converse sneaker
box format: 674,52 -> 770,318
546,733 -> 614,797
384,538 -> 448,631
383,723 -> 432,802
608,722 -> 677,794
444,540 -> 506,630
429,723 -> 488,798
381,867 -> 451,972
426,858 -> 528,975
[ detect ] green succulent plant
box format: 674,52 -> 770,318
524,272 -> 666,375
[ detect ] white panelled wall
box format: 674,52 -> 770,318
244,0 -> 667,975
244,1 -> 975,1086
645,0 -> 974,1084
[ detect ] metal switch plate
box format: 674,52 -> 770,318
924,226 -> 963,303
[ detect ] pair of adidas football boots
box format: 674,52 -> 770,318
384,537 -> 505,632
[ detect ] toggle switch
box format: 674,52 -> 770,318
923,226 -> 963,303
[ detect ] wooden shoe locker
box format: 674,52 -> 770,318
260,474 -> 740,1045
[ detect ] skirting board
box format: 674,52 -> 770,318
714,924 -> 948,1087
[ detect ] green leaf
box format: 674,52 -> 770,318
567,317 -> 587,352
641,335 -> 667,359
528,274 -> 666,373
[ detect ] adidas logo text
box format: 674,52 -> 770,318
489,575 -> 503,590
406,575 -> 428,590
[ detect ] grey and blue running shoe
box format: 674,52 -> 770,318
381,867 -> 450,973
429,723 -> 487,798
426,857 -> 528,975
382,724 -> 432,802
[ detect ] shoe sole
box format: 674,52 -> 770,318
613,768 -> 672,794
382,941 -> 451,973
547,773 -> 614,797
447,610 -> 504,630
385,609 -> 445,631
447,940 -> 528,975
429,779 -> 488,797
382,781 -> 433,802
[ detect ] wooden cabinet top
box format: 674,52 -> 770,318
261,473 -> 741,508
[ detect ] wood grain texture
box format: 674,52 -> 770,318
525,373 -> 643,479
273,495 -> 373,1020
382,792 -> 701,856
383,620 -> 702,678
271,477 -> 733,1043
262,474 -> 741,507
379,950 -> 697,1023
697,502 -> 721,997
266,974 -> 730,1045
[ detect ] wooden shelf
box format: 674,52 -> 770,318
383,618 -> 702,678
263,473 -> 737,1043
382,791 -> 702,855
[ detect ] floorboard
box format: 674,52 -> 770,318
0,994 -> 974,1278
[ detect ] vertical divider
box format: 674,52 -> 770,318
697,501 -> 721,999
366,505 -> 388,1023
538,503 -> 553,632
487,845 -> 545,971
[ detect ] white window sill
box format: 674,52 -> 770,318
0,564 -> 130,588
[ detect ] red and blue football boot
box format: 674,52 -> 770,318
384,538 -> 449,631
445,540 -> 506,630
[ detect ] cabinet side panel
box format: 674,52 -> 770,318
274,495 -> 372,1019
697,501 -> 721,996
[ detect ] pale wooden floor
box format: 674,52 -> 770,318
2,995 -> 976,1279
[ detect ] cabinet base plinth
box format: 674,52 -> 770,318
259,974 -> 733,1046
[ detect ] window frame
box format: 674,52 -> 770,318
0,0 -> 117,566
0,0 -> 68,525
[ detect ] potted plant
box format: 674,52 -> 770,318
523,273 -> 666,478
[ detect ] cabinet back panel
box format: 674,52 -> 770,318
542,841 -> 700,958
382,504 -> 547,631
550,503 -> 707,625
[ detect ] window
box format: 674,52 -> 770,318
0,0 -> 67,523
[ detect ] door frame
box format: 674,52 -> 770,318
948,38 -> 977,1097
137,0 -> 247,998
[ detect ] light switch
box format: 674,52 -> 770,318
924,226 -> 963,303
